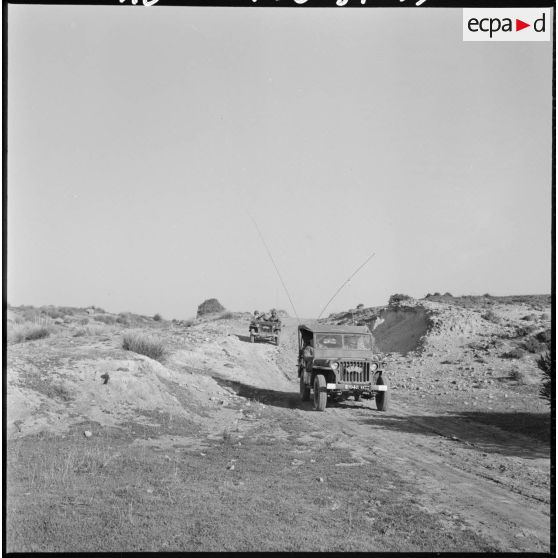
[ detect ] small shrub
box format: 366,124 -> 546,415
153,313 -> 162,322
41,307 -> 63,319
481,310 -> 500,324
197,298 -> 225,317
509,367 -> 530,384
501,347 -> 526,359
388,293 -> 412,306
535,328 -> 551,343
443,292 -> 453,297
122,332 -> 166,362
521,314 -> 537,321
538,341 -> 553,403
116,314 -> 129,325
219,312 -> 234,320
183,319 -> 194,327
79,317 -> 89,325
356,303 -> 364,310
514,324 -> 537,337
521,336 -> 546,354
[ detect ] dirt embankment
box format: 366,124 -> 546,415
371,306 -> 432,354
327,302 -> 433,355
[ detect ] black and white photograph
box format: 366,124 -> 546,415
4,0 -> 554,552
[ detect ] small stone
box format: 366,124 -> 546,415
83,430 -> 92,438
318,477 -> 324,483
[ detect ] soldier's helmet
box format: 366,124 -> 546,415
271,309 -> 277,316
254,310 -> 259,315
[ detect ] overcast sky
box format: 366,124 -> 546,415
7,5 -> 553,319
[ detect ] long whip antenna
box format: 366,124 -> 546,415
317,251 -> 376,319
248,213 -> 301,323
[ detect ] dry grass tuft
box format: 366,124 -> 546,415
122,332 -> 166,362
9,317 -> 53,344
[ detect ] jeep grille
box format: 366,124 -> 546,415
340,361 -> 370,383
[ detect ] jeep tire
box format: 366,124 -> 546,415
375,376 -> 389,411
313,374 -> 327,411
300,373 -> 310,401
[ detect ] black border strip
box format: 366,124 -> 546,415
4,0 -> 558,7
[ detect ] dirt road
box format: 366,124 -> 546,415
216,317 -> 551,552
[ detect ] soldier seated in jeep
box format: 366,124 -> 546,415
249,309 -> 282,345
297,324 -> 389,412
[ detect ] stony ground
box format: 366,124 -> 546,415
5,297 -> 552,552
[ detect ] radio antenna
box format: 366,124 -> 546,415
317,251 -> 376,319
248,213 -> 301,323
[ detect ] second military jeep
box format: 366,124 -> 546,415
249,318 -> 282,345
298,324 -> 389,411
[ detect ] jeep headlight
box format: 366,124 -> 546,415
370,363 -> 378,372
330,361 -> 339,371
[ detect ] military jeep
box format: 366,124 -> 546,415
249,318 -> 282,345
297,324 -> 389,412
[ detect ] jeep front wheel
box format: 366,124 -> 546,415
300,373 -> 310,401
375,376 -> 390,411
313,374 -> 327,411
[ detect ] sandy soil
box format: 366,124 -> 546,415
6,298 -> 552,552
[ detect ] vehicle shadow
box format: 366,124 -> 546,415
212,375 -> 314,411
232,334 -> 253,343
230,334 -> 276,346
356,411 -> 551,459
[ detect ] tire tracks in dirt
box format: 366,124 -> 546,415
257,320 -> 551,552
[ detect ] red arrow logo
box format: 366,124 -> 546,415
516,18 -> 530,31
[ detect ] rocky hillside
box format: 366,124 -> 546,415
325,294 -> 551,411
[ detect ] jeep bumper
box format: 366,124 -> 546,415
326,383 -> 387,391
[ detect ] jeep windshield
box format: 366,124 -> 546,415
315,334 -> 372,350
